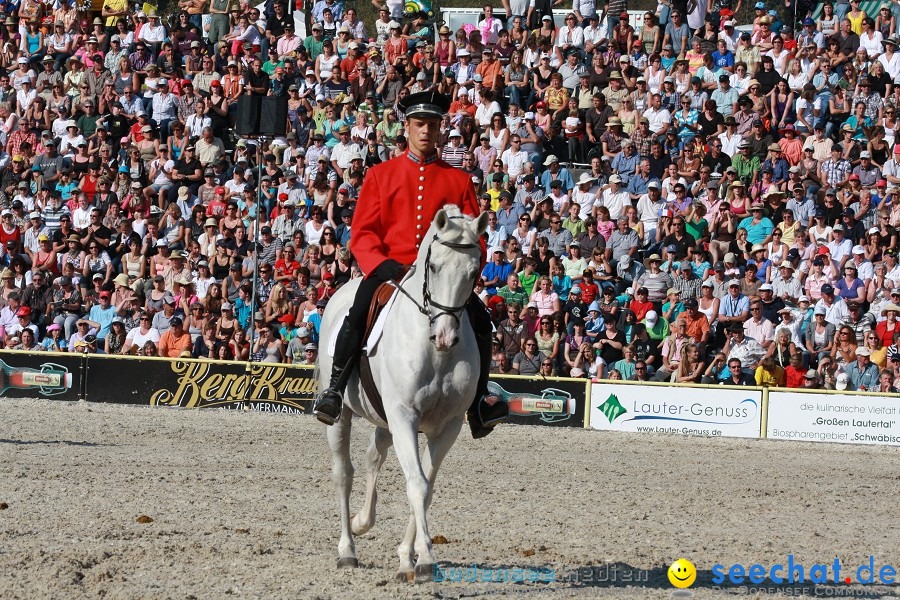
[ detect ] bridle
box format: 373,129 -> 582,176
390,227 -> 479,331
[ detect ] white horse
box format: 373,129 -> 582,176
318,206 -> 489,582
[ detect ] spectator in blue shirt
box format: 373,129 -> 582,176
481,248 -> 513,296
712,39 -> 735,70
611,141 -> 640,186
738,203 -> 775,245
845,348 -> 880,391
540,155 -> 575,195
761,148 -> 790,185
84,291 -> 118,340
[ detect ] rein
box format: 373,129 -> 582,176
389,226 -> 479,328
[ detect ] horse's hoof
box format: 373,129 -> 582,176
415,563 -> 435,582
396,570 -> 415,583
337,557 -> 359,569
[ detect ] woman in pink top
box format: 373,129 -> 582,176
529,276 -> 561,317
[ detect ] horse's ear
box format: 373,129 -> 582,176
472,211 -> 490,236
435,209 -> 449,231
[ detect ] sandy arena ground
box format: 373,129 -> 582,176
1,397 -> 899,600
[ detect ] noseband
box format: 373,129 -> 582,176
391,230 -> 479,328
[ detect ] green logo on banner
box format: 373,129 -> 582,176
598,394 -> 626,423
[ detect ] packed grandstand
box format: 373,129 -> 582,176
0,0 -> 896,392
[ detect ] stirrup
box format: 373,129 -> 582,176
468,394 -> 508,439
477,394 -> 508,428
313,389 -> 344,426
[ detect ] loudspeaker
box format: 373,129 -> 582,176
234,96 -> 288,137
235,96 -> 261,136
259,97 -> 288,137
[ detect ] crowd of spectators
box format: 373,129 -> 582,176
0,0 -> 898,393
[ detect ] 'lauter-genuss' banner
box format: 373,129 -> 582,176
84,355 -> 316,414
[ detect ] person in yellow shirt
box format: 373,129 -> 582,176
755,356 -> 786,387
101,0 -> 129,28
485,174 -> 505,211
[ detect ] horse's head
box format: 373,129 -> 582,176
418,206 -> 489,351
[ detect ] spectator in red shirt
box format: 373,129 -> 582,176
0,209 -> 22,249
785,352 -> 806,388
580,269 -> 599,305
629,287 -> 654,322
206,187 -> 228,217
274,245 -> 300,282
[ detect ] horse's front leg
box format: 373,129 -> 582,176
394,414 -> 465,583
389,411 -> 437,581
326,405 -> 358,569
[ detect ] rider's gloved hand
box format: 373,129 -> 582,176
374,259 -> 405,281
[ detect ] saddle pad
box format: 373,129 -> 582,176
327,309 -> 349,358
362,286 -> 399,354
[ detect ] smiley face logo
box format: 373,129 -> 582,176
668,558 -> 696,588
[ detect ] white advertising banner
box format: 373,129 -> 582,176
589,383 -> 763,439
767,392 -> 900,446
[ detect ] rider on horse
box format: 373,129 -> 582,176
313,90 -> 508,439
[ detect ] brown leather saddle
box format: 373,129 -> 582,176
357,267 -> 411,423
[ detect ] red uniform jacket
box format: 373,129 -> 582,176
351,151 -> 482,276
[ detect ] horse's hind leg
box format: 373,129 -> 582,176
352,426 -> 392,536
396,416 -> 465,583
326,406 -> 358,569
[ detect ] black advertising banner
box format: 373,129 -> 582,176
488,375 -> 587,428
84,356 -> 317,415
82,355 -> 587,424
0,350 -> 82,402
239,363 -> 317,414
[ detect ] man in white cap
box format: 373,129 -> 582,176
514,112 -> 544,164
845,347 -> 880,391
802,369 -> 822,389
772,261 -> 802,304
852,151 -> 882,188
313,91 -> 508,438
539,154 -> 574,195
441,129 -> 467,168
849,244 -> 874,284
715,279 -> 750,348
481,246 -> 512,296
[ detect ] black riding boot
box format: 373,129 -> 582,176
465,297 -> 508,439
313,316 -> 361,425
